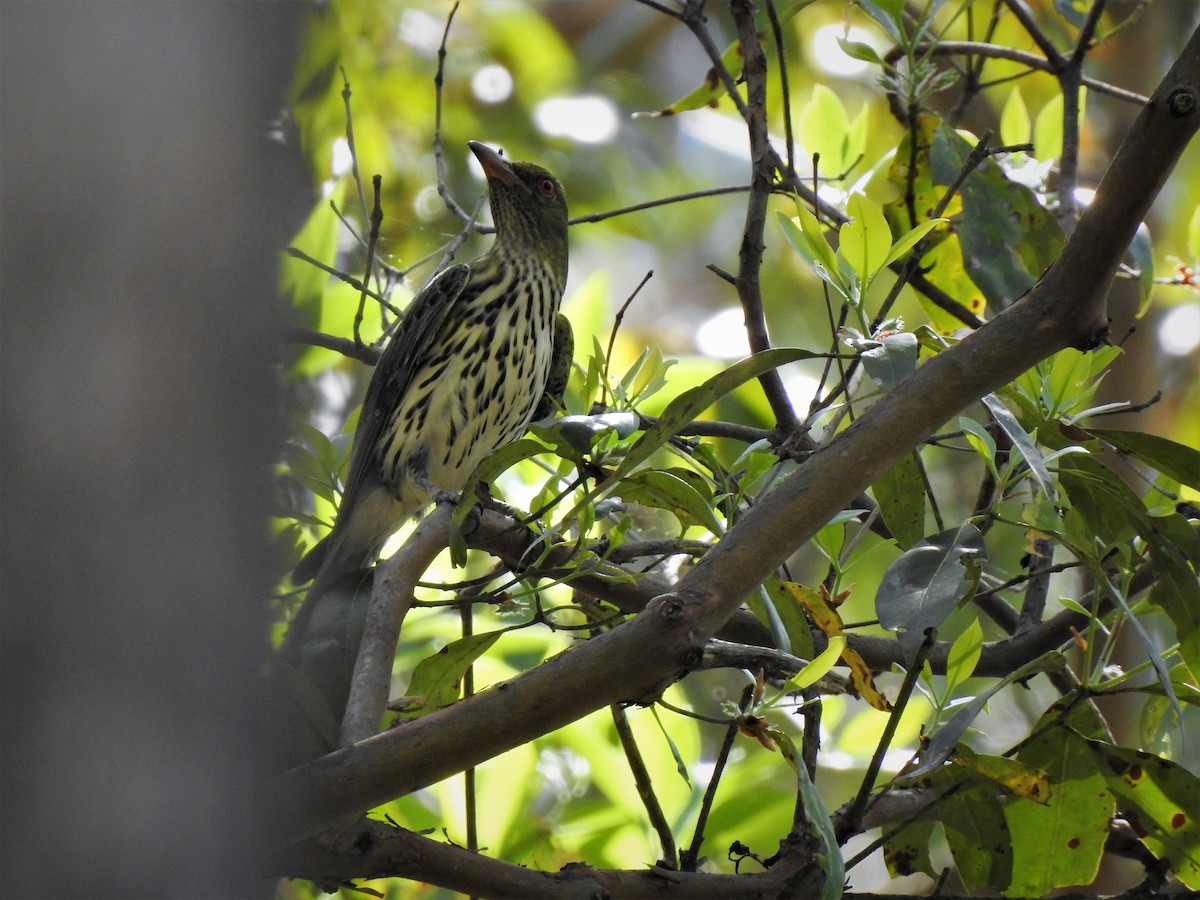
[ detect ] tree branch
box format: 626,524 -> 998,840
279,816 -> 824,898
730,0 -> 801,434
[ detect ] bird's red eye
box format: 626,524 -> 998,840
538,178 -> 556,196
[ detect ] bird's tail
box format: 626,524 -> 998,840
274,565 -> 374,757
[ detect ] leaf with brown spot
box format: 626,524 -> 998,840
1085,738 -> 1200,888
783,581 -> 892,711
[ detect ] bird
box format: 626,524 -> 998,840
282,141 -> 571,675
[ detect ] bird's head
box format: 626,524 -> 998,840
469,141 -> 569,285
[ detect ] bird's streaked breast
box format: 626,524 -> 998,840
375,250 -> 563,509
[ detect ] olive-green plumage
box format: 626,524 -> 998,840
284,142 -> 570,662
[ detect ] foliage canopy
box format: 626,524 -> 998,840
273,1 -> 1200,897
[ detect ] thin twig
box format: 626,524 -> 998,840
435,195 -> 485,277
432,2 -> 473,224
353,175 -> 384,347
634,415 -> 774,444
567,184 -> 751,226
800,688 -> 821,780
886,41 -> 1148,105
1073,0 -> 1109,62
600,271 -> 654,409
611,705 -> 678,867
842,630 -> 937,834
283,247 -> 399,314
286,326 -> 382,365
1058,0 -> 1110,230
730,0 -> 801,434
810,156 -> 851,424
460,596 -> 478,866
340,66 -> 369,228
765,0 -> 795,175
1001,0 -> 1066,65
680,683 -> 754,872
631,0 -> 684,19
705,263 -> 736,285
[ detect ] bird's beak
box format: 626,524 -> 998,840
468,141 -> 517,187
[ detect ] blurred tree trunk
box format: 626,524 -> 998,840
1,2 -> 302,895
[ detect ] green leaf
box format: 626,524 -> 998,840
871,451 -> 925,549
1000,86 -> 1031,148
613,469 -> 723,534
875,523 -> 987,663
837,38 -> 883,67
1033,88 -> 1087,163
1188,205 -> 1200,260
840,192 -> 894,289
1058,454 -> 1200,681
1086,740 -> 1200,889
777,208 -> 846,295
952,748 -> 1051,802
882,217 -> 946,267
1014,345 -> 1121,421
944,617 -> 983,693
762,576 -> 816,662
800,84 -> 852,177
632,0 -> 818,118
931,124 -> 1064,309
610,349 -> 824,482
883,818 -> 937,880
860,332 -> 919,391
649,705 -> 692,787
627,345 -> 675,404
934,767 -> 1013,893
912,233 -> 989,332
1127,223 -> 1156,315
786,635 -> 846,691
1086,428 -> 1200,492
772,731 -> 845,900
1057,453 -> 1140,549
399,630 -> 504,720
981,393 -> 1055,499
530,412 -> 638,457
450,438 -> 549,564
905,652 -> 1059,781
958,415 -> 999,479
1146,554 -> 1200,684
856,0 -> 904,42
1006,719 -> 1113,896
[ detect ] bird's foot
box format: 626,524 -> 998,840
410,471 -> 462,509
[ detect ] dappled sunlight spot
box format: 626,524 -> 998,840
397,8 -> 444,56
783,366 -> 822,411
696,307 -> 751,359
472,63 -> 513,104
321,138 -> 353,196
817,181 -> 849,209
331,137 -> 352,178
413,184 -> 444,222
534,96 -> 619,144
809,24 -> 878,78
536,748 -> 591,803
679,108 -> 748,159
312,369 -> 355,438
820,747 -> 916,771
1158,303 -> 1200,356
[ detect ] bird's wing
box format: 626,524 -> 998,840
338,262 -> 472,507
